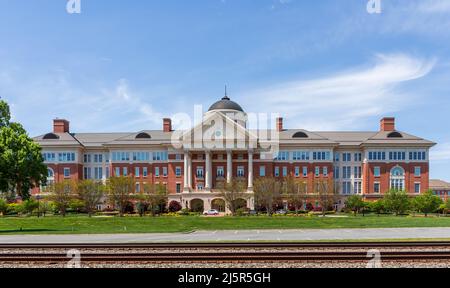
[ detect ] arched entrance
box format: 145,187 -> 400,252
190,199 -> 204,213
211,199 -> 226,212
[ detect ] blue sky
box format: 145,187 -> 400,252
0,0 -> 449,181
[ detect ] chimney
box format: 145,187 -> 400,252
276,117 -> 284,132
163,118 -> 172,132
53,119 -> 70,133
380,117 -> 395,132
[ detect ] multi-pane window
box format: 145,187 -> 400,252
315,167 -> 320,177
84,154 -> 91,163
260,166 -> 266,177
415,183 -> 421,194
302,167 -> 308,177
390,167 -> 405,191
414,167 -> 421,177
342,166 -> 351,179
143,167 -> 148,177
94,154 -> 103,163
115,167 -> 120,177
374,182 -> 380,194
59,153 -> 76,162
342,181 -> 351,195
42,153 -> 56,162
323,167 -> 328,177
282,167 -> 288,177
94,167 -> 103,180
112,152 -> 130,162
175,154 -> 182,161
409,151 -> 426,161
293,151 -> 309,161
123,167 -> 128,177
374,167 -> 381,177
334,166 -> 340,179
237,166 -> 245,177
155,167 -> 160,177
133,152 -> 150,161
274,167 -> 280,177
135,167 -> 140,177
275,151 -> 289,161
368,151 -> 386,161
84,167 -> 91,179
152,151 -> 168,161
354,153 -> 362,162
64,168 -> 71,178
196,167 -> 204,178
389,151 -> 406,161
176,183 -> 182,194
342,153 -> 351,162
354,181 -> 362,194
217,167 -> 224,177
163,167 -> 168,177
313,151 -> 331,161
354,166 -> 362,179
135,183 -> 140,193
176,167 -> 182,177
334,153 -> 340,162
294,167 -> 300,177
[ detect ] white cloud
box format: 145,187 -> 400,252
430,143 -> 450,161
239,54 -> 435,130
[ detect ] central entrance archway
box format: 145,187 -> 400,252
211,199 -> 226,212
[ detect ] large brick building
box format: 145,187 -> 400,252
33,95 -> 436,212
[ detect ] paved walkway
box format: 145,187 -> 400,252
1,228 -> 450,243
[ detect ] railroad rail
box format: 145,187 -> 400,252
1,242 -> 450,264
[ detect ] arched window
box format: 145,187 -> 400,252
136,132 -> 151,139
43,133 -> 60,140
390,166 -> 405,191
387,132 -> 403,138
292,131 -> 308,138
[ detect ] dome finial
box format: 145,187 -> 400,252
222,85 -> 230,100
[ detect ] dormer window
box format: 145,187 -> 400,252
387,132 -> 403,138
292,131 -> 308,138
136,132 -> 151,139
43,133 -> 60,140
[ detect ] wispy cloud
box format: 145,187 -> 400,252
430,142 -> 450,162
240,54 -> 435,130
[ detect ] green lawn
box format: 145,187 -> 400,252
1,214 -> 450,235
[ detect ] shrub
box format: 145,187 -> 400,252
23,199 -> 39,215
168,201 -> 182,213
0,199 -> 7,216
69,199 -> 85,213
177,208 -> 190,216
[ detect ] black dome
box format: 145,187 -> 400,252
208,96 -> 244,112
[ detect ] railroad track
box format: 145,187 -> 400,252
1,242 -> 450,264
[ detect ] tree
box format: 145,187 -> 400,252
219,179 -> 249,216
0,199 -> 7,216
315,180 -> 339,216
369,200 -> 385,216
169,201 -> 182,213
22,199 -> 39,216
139,183 -> 168,216
0,99 -> 47,199
283,176 -> 306,214
48,181 -> 75,217
345,195 -> 365,216
37,201 -> 52,217
443,199 -> 450,216
107,177 -> 134,217
254,177 -> 281,216
77,180 -> 104,217
413,190 -> 443,217
383,189 -> 410,216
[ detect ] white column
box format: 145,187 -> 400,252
205,151 -> 212,191
227,150 -> 232,184
248,150 -> 253,191
187,154 -> 192,191
183,152 -> 189,191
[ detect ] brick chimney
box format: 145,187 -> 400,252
380,117 -> 395,132
163,118 -> 172,132
53,119 -> 70,133
276,117 -> 284,132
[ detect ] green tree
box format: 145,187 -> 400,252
139,182 -> 168,216
413,190 -> 443,217
0,199 -> 7,216
254,177 -> 281,216
22,199 -> 39,216
345,195 -> 365,216
369,200 -> 385,216
77,180 -> 104,217
107,177 -> 134,217
219,179 -> 249,216
0,99 -> 47,199
383,189 -> 410,216
48,181 -> 75,217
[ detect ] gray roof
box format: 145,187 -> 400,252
208,96 -> 244,112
